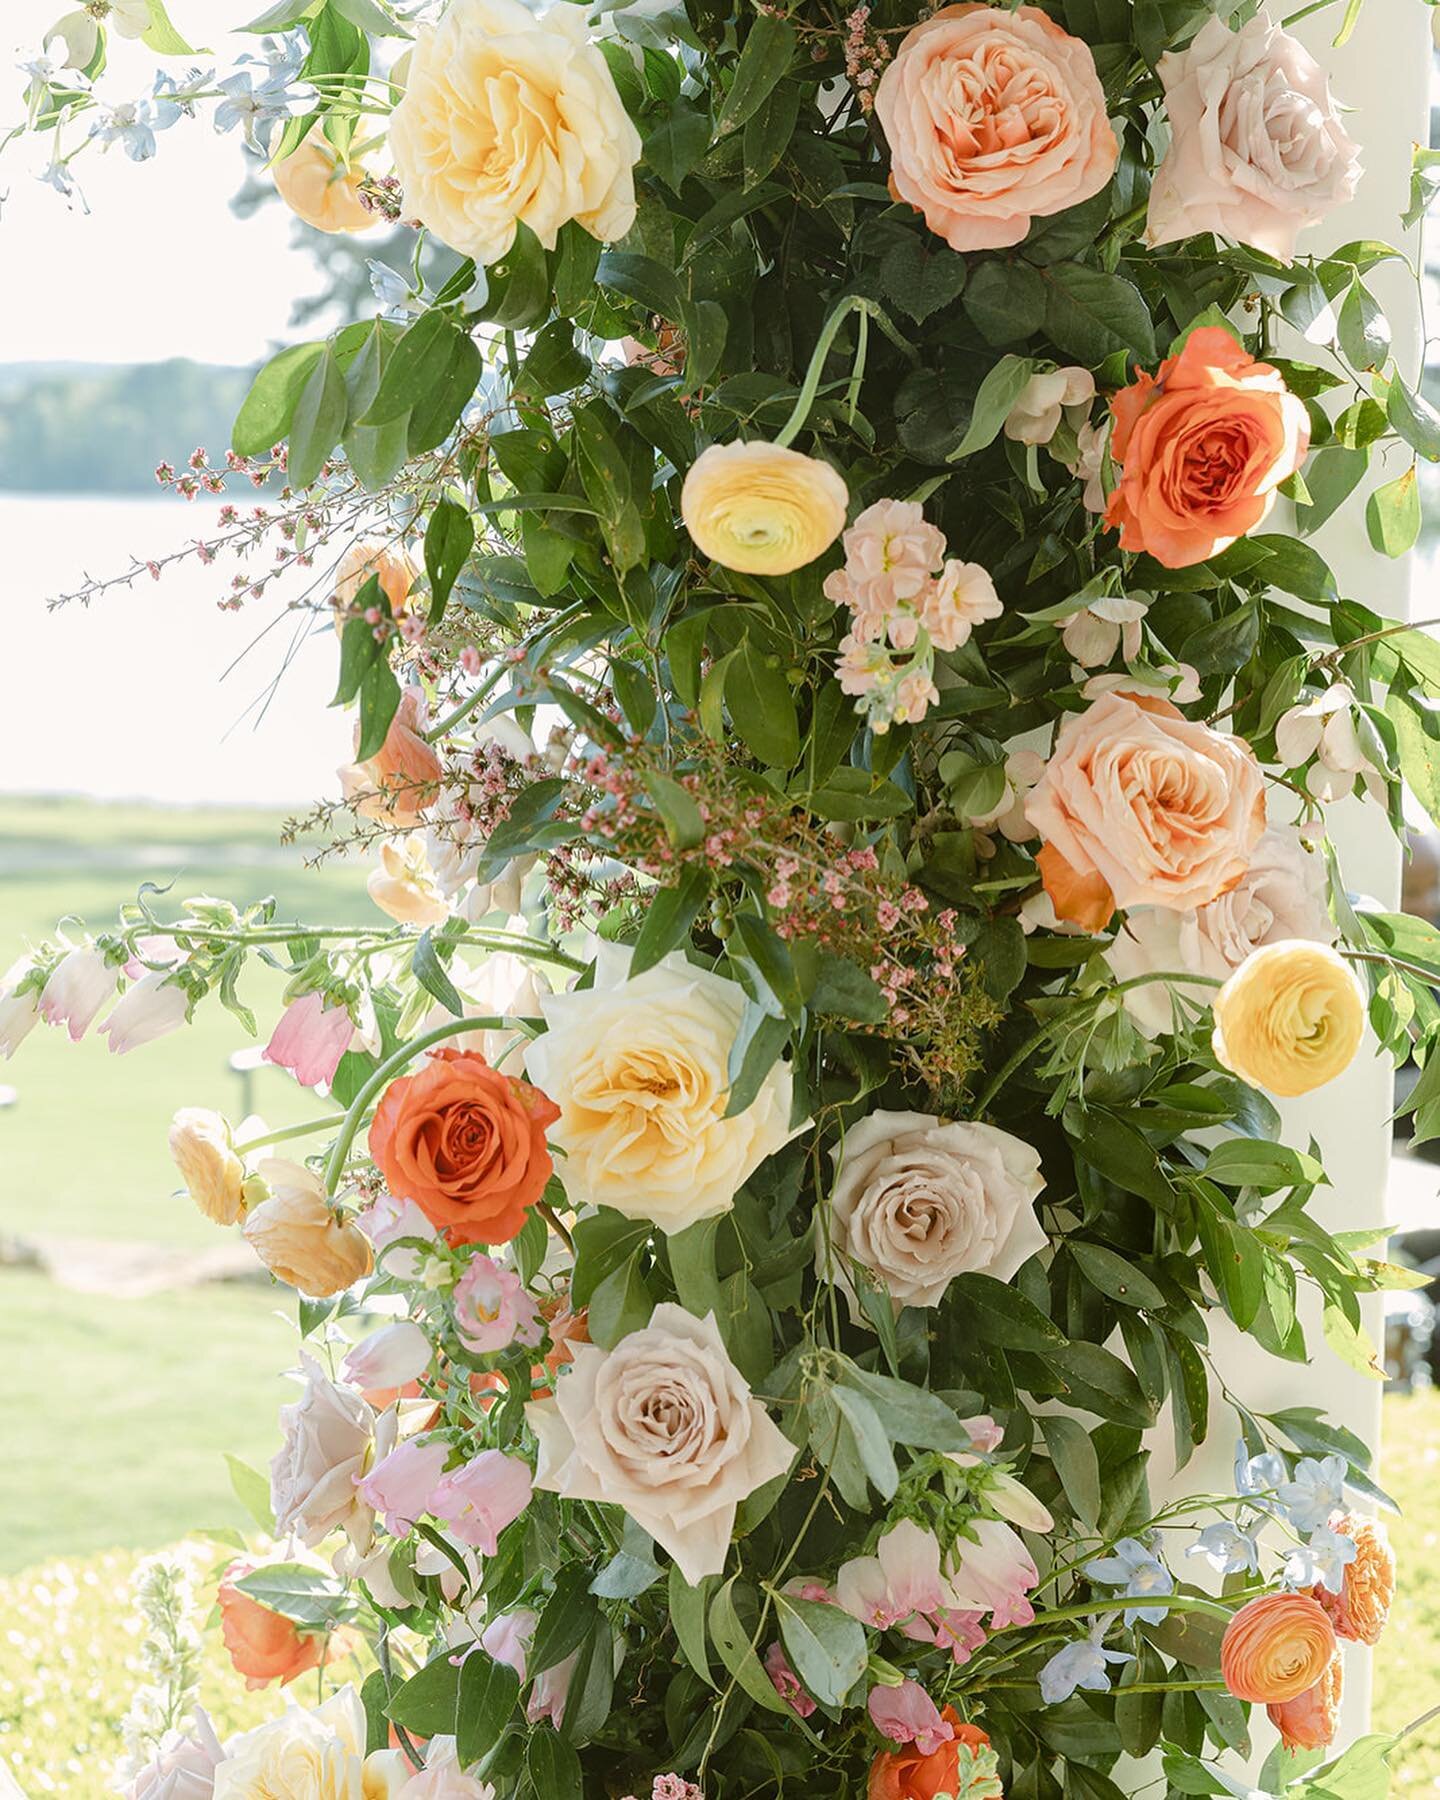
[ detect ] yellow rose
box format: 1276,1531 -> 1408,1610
681,441 -> 849,575
273,130 -> 377,235
168,1107 -> 247,1225
243,1159 -> 374,1296
387,0 -> 641,266
1211,939 -> 1365,1097
213,1685 -> 406,1799
367,839 -> 450,926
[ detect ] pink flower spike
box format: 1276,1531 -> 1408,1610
429,1449 -> 532,1553
358,1438 -> 451,1538
764,1643 -> 816,1718
263,991 -> 355,1088
868,1679 -> 955,1755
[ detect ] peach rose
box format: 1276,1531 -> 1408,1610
1148,13 -> 1360,264
1104,327 -> 1309,568
1211,939 -> 1366,1098
1220,1592 -> 1337,1704
874,5 -> 1117,253
217,1558 -> 336,1691
1025,691 -> 1266,931
243,1159 -> 375,1297
273,129 -> 377,235
1267,1651 -> 1343,1753
338,686 -> 443,824
332,538 -> 418,632
1314,1515 -> 1395,1645
367,1047 -> 560,1246
869,1708 -> 994,1800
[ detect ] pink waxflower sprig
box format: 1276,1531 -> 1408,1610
824,500 -> 1002,732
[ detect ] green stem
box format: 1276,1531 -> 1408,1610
423,660 -> 509,742
234,1115 -> 349,1155
991,1593 -> 1233,1635
774,296 -> 918,449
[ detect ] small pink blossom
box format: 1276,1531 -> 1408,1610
764,1643 -> 816,1718
358,1438 -> 451,1537
263,991 -> 356,1088
481,1607 -> 538,1680
868,1679 -> 955,1754
342,1321 -> 432,1391
526,1647 -> 578,1727
961,1414 -> 1004,1453
39,946 -> 114,1041
100,971 -> 189,1054
452,1256 -> 544,1355
429,1450 -> 532,1553
837,1520 -> 945,1629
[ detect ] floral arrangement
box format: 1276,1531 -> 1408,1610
6,0 -> 1440,1796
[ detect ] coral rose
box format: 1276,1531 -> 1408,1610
1103,327 -> 1309,568
1314,1516 -> 1396,1645
273,129 -> 376,235
217,1559 -> 334,1691
367,1047 -> 559,1246
681,441 -> 848,576
1220,1592 -> 1337,1704
1267,1651 -> 1343,1753
1211,939 -> 1367,1098
1025,691 -> 1266,930
338,685 -> 443,825
874,5 -> 1116,253
1148,13 -> 1360,264
387,0 -> 641,266
869,1707 -> 993,1800
243,1159 -> 374,1296
168,1107 -> 247,1225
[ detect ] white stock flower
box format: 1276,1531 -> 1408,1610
1004,366 -> 1096,446
1275,683 -> 1385,802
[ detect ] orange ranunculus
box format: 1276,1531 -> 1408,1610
1220,1593 -> 1337,1704
868,1708 -> 993,1800
273,129 -> 376,235
1314,1516 -> 1396,1646
1103,327 -> 1309,569
1267,1651 -> 1343,1753
337,686 -> 443,824
218,1560 -> 336,1691
368,1047 -> 560,1246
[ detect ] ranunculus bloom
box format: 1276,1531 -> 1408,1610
822,1110 -> 1046,1316
169,1107 -> 247,1226
868,1681 -> 954,1756
273,129 -> 377,234
263,991 -> 356,1089
1267,1651 -> 1343,1752
680,441 -> 848,577
1106,824 -> 1334,1037
429,1449 -> 533,1553
212,1685 -> 406,1800
39,944 -> 114,1040
874,5 -> 1116,253
244,1159 -> 375,1296
1212,939 -> 1366,1098
269,1355 -> 378,1552
368,1048 -> 560,1247
1220,1592 -> 1337,1704
217,1558 -> 334,1691
868,1707 -> 992,1800
527,1303 -> 795,1583
1025,691 -> 1266,931
368,839 -> 450,926
1314,1515 -> 1395,1644
338,686 -> 443,824
452,1254 -> 544,1354
526,944 -> 801,1234
341,1321 -> 433,1393
100,970 -> 189,1054
1148,12 -> 1360,264
358,1437 -> 451,1537
1103,327 -> 1309,569
387,0 -> 641,266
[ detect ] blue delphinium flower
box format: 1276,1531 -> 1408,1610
1277,1454 -> 1348,1534
1234,1442 -> 1287,1497
1083,1537 -> 1174,1624
1284,1523 -> 1356,1595
1188,1521 -> 1261,1576
1038,1626 -> 1131,1705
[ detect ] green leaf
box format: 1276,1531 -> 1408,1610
356,656 -> 401,762
242,0 -> 318,27
344,323 -> 410,491
424,496 -> 475,628
516,318 -> 590,401
881,237 -> 968,325
588,1250 -> 655,1348
644,771 -> 705,849
233,1563 -> 354,1628
631,867 -> 711,976
231,341 -> 324,465
644,101 -> 711,195
1338,279 -> 1390,370
810,954 -> 887,1023
1069,1242 -> 1166,1311
388,1652 -> 461,1737
1039,1414 -> 1102,1528
531,1567 -> 598,1675
725,1001 -> 790,1117
838,1364 -> 971,1450
526,1730 -> 582,1800
744,81 -> 800,189
1203,1139 -> 1324,1189
456,1654 -> 521,1767
806,767 -> 913,821
716,13 -> 796,134
331,0 -> 410,34
726,636 -> 800,767
830,1383 -> 899,1498
670,1565 -> 716,1685
225,1453 -> 275,1533
946,355 -> 1036,461
408,332 -> 484,456
1388,691 -> 1440,828
413,928 -> 465,1016
475,222 -> 551,329
775,1594 -> 867,1709
1041,265 -> 1156,364
1367,467 -> 1421,557
952,1271 -> 1064,1351
142,0 -> 198,54
1386,375 -> 1440,461
361,310 -> 460,427
710,1578 -> 791,1714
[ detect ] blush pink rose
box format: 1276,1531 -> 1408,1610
1147,13 -> 1360,264
874,4 -> 1117,253
1025,691 -> 1266,931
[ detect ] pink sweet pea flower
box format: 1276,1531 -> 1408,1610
960,1415 -> 1004,1453
943,1518 -> 1040,1630
926,1605 -> 988,1665
764,1643 -> 816,1718
357,1194 -> 437,1280
868,1680 -> 955,1755
263,991 -> 355,1088
452,1255 -> 544,1355
836,1519 -> 945,1628
358,1438 -> 451,1537
429,1450 -> 532,1554
342,1321 -> 432,1393
39,946 -> 115,1041
481,1607 -> 538,1681
526,1648 -> 578,1728
100,971 -> 189,1053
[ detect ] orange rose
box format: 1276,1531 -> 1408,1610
1314,1516 -> 1395,1645
368,1047 -> 560,1246
1220,1593 -> 1337,1704
869,1708 -> 992,1800
1267,1651 -> 1343,1753
337,686 -> 443,824
1104,327 -> 1309,568
218,1559 -> 336,1691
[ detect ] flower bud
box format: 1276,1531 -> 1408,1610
168,1107 -> 247,1226
341,1321 -> 432,1391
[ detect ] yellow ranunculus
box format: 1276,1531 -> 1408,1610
681,440 -> 849,576
1211,939 -> 1365,1097
273,130 -> 377,235
386,0 -> 641,267
168,1107 -> 247,1225
242,1159 -> 374,1296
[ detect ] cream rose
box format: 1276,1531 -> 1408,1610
681,441 -> 849,577
213,1685 -> 406,1799
244,1159 -> 375,1297
527,1303 -> 795,1582
387,0 -> 641,266
874,4 -> 1117,253
1211,939 -> 1366,1098
1024,691 -> 1267,931
1147,12 -> 1360,264
524,943 -> 801,1233
269,1356 -> 381,1554
1106,825 -> 1335,1037
169,1107 -> 248,1226
822,1110 -> 1047,1316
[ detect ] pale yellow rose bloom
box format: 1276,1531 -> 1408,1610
1211,939 -> 1366,1098
368,839 -> 450,926
387,0 -> 641,266
213,1685 -> 407,1799
273,130 -> 377,235
243,1159 -> 374,1296
681,441 -> 849,576
168,1106 -> 248,1225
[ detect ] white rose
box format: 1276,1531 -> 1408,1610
1106,824 -> 1336,1037
213,1686 -> 406,1800
387,0 -> 642,267
524,943 -> 802,1233
269,1356 -> 380,1553
821,1110 -> 1047,1315
527,1303 -> 795,1582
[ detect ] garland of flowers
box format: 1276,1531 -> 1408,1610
6,0 -> 1440,1797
